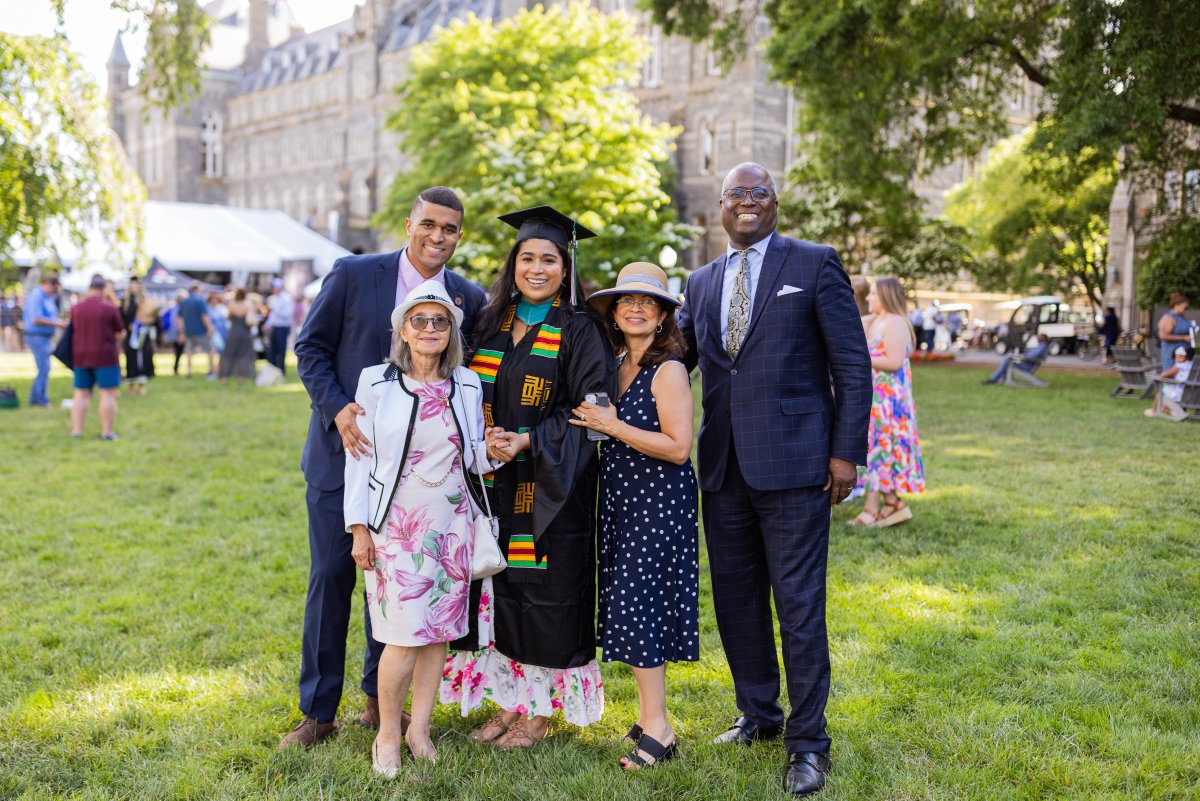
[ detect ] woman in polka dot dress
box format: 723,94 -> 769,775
573,263 -> 700,770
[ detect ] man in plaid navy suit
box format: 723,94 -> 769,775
678,163 -> 871,796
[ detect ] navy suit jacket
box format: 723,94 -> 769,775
296,250 -> 486,491
678,234 -> 872,493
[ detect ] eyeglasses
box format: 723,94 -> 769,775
722,187 -> 773,202
408,315 -> 452,332
615,296 -> 659,309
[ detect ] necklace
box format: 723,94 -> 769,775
411,464 -> 454,488
404,374 -> 454,487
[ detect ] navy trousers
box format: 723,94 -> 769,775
269,326 -> 290,375
702,442 -> 832,755
300,483 -> 384,723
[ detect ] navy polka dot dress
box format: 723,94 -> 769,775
598,360 -> 700,668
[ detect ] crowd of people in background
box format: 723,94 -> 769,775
8,270 -> 306,437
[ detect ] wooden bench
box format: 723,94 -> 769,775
1111,346 -> 1155,399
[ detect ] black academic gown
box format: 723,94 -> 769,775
453,301 -> 615,669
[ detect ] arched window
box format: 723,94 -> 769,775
1186,169 -> 1200,215
201,112 -> 223,178
642,25 -> 662,88
351,176 -> 371,218
699,118 -> 716,175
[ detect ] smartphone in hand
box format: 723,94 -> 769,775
584,392 -> 610,442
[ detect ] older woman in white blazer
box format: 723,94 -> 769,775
345,280 -> 491,774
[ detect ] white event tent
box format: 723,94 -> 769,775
144,202 -> 350,284
14,202 -> 350,289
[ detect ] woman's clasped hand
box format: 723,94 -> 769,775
484,425 -> 525,463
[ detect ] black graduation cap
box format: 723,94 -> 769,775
498,205 -> 597,247
498,205 -> 597,305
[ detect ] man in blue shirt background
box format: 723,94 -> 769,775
983,334 -> 1049,384
23,273 -> 68,408
178,283 -> 215,378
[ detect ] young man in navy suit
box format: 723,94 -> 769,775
282,187 -> 486,749
678,163 -> 872,795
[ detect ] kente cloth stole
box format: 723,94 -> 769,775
468,298 -> 563,573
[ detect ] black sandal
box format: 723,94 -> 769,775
622,724 -> 643,744
622,733 -> 677,770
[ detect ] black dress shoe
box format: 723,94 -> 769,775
712,716 -> 783,745
783,751 -> 830,796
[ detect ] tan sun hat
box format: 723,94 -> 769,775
587,262 -> 680,315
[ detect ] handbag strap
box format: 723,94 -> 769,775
454,371 -> 495,521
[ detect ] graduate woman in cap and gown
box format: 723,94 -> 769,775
441,206 -> 616,748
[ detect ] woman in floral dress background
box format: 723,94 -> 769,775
849,276 -> 925,528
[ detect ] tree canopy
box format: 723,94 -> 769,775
376,3 -> 696,283
945,129 -> 1116,308
644,0 -> 1200,293
53,0 -> 212,111
1138,217 -> 1200,311
1,33 -> 144,279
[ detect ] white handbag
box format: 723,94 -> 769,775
468,450 -> 505,580
456,373 -> 505,580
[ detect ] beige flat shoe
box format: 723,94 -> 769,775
371,741 -> 400,779
405,732 -> 438,763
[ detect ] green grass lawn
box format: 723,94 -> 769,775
1,352 -> 1197,800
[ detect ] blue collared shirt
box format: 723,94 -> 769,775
23,286 -> 59,337
719,232 -> 774,343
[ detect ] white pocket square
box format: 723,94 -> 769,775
777,285 -> 803,296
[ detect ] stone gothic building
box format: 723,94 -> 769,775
109,0 -> 1038,272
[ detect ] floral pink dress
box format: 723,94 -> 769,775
856,337 -> 926,495
365,377 -> 473,646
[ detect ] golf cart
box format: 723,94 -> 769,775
994,296 -> 1097,356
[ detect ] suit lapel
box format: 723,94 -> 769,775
740,235 -> 787,349
375,251 -> 401,360
704,254 -> 729,359
444,271 -> 467,316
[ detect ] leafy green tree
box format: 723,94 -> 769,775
1138,217 -> 1200,311
944,129 -> 1116,308
643,0 -> 1200,276
778,158 -> 969,283
1,33 -> 144,280
376,3 -> 697,282
52,0 -> 212,111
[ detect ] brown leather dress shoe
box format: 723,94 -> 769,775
358,697 -> 380,728
357,697 -> 411,735
278,716 -> 339,750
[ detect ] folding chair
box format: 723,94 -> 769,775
1001,351 -> 1049,388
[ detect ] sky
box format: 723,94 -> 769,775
1,0 -> 362,92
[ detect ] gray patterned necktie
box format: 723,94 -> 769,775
725,249 -> 751,358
